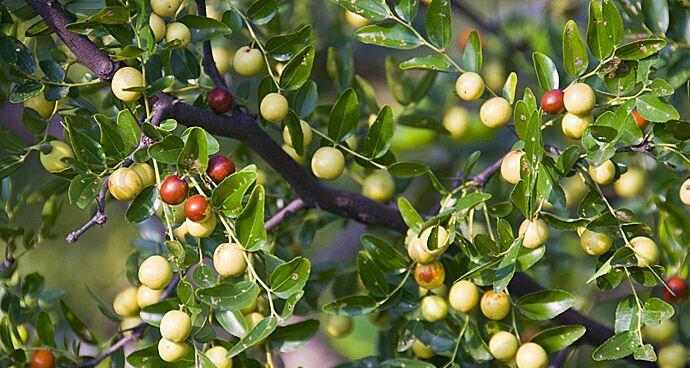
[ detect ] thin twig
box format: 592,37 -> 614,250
265,198 -> 307,232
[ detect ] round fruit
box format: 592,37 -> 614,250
29,349 -> 55,368
500,150 -> 524,185
561,112 -> 593,139
158,338 -> 188,362
479,97 -> 512,128
130,163 -> 155,188
205,346 -> 232,368
151,0 -> 182,17
246,312 -> 264,330
412,340 -> 435,359
260,93 -> 288,123
489,331 -> 519,361
579,229 -> 612,256
282,144 -> 305,164
185,194 -> 212,222
213,242 -> 247,277
233,46 -> 264,77
39,141 -> 74,173
540,89 -> 564,114
186,214 -> 217,238
515,342 -> 548,368
136,285 -> 164,308
165,22 -> 190,48
420,295 -> 448,323
282,120 -> 313,149
443,106 -> 470,139
160,175 -> 189,205
120,317 -> 143,336
680,178 -> 690,205
449,280 -> 479,313
614,167 -> 644,198
174,221 -> 189,242
212,47 -> 233,75
632,109 -> 649,129
138,255 -> 173,290
630,236 -> 659,267
325,315 -> 353,338
455,72 -> 485,101
160,310 -> 191,342
149,13 -> 166,42
414,261 -> 445,289
111,67 -> 144,102
658,343 -> 688,368
563,83 -> 596,115
643,318 -> 677,345
418,226 -> 450,256
25,93 -> 56,119
108,167 -> 144,201
311,147 -> 345,180
208,88 -> 234,114
207,155 -> 236,183
518,219 -> 549,249
664,277 -> 688,304
483,60 -> 506,92
407,233 -> 436,264
480,290 -> 511,320
344,10 -> 369,28
588,160 -> 616,185
113,287 -> 139,317
362,172 -> 396,203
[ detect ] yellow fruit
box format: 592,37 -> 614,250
233,46 -> 264,77
412,340 -> 435,359
418,226 -> 450,255
24,93 -> 56,119
149,13 -> 166,42
680,178 -> 690,205
282,144 -> 305,165
212,47 -> 233,76
658,343 -> 688,368
119,317 -> 143,336
414,261 -> 445,289
443,106 -> 470,139
108,167 -> 144,201
455,72 -> 485,101
449,280 -> 479,313
588,160 -> 616,185
483,60 -> 506,92
130,163 -> 156,188
480,290 -> 511,320
579,230 -> 612,256
407,233 -> 436,264
564,175 -> 587,208
111,67 -> 144,102
500,150 -> 524,185
39,141 -> 74,173
138,255 -> 173,290
136,285 -> 164,308
630,236 -> 659,267
614,167 -> 645,198
213,243 -> 247,277
165,22 -> 190,48
515,343 -> 548,368
518,219 -> 549,249
282,120 -> 312,149
561,112 -> 593,139
186,214 -> 217,238
245,312 -> 264,331
260,93 -> 288,123
642,318 -> 677,345
480,97 -> 512,128
158,338 -> 188,362
563,83 -> 596,115
205,346 -> 232,368
151,0 -> 182,17
489,331 -> 519,361
362,172 -> 396,203
325,315 -> 353,338
113,287 -> 139,317
311,147 -> 345,180
160,310 -> 192,342
420,295 -> 448,322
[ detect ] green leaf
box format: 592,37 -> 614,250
270,257 -> 311,298
615,39 -> 666,60
399,55 -> 453,71
592,331 -> 636,361
68,174 -> 101,209
178,15 -> 233,42
515,290 -> 575,320
215,310 -> 248,338
197,281 -> 260,311
503,72 -> 518,104
387,161 -> 428,178
424,0 -> 451,49
397,197 -> 423,231
270,319 -> 320,353
322,295 -> 376,315
355,24 -> 422,50
266,25 -> 312,60
587,1 -> 614,60
284,111 -> 305,156
85,286 -> 120,322
148,136 -> 184,164
382,359 -> 434,368
9,81 -> 43,103
35,312 -> 55,347
602,0 -> 624,46
330,0 -> 389,21
636,94 -> 679,122
642,297 -> 674,325
117,110 -> 140,151
126,186 -> 158,223
279,45 -> 315,91
0,156 -> 24,180
328,88 -> 359,141
226,316 -> 278,358
365,105 -> 394,158
39,60 -> 65,83
95,114 -> 126,160
212,166 -> 257,217
170,49 -> 201,81
235,186 -> 267,251
531,325 -> 586,353
562,20 -> 588,77
247,0 -> 281,24
357,251 -> 389,297
642,0 -> 669,35
360,235 -> 408,274
461,30 -> 482,73
59,300 -> 97,344
493,238 -> 522,294
177,127 -> 209,172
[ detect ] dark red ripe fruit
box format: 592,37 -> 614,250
208,87 -> 233,114
160,175 -> 189,205
632,109 -> 649,129
30,349 -> 55,368
185,194 -> 211,222
541,89 -> 565,114
663,277 -> 688,304
206,155 -> 236,183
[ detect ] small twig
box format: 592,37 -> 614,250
195,0 -> 228,89
265,198 -> 307,232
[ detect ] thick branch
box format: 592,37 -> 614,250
195,0 -> 227,88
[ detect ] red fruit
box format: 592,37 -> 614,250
30,349 -> 55,368
632,109 -> 649,129
206,155 -> 236,183
208,87 -> 233,114
663,277 -> 688,304
541,89 -> 565,114
160,175 -> 189,205
185,194 -> 211,222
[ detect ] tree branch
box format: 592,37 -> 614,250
265,198 -> 307,232
195,0 -> 227,88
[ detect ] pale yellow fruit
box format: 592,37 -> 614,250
642,318 -> 677,345
260,93 -> 288,123
630,236 -> 659,267
407,234 -> 436,264
420,295 -> 448,323
165,22 -> 190,48
160,310 -> 192,342
579,230 -> 612,256
39,141 -> 74,173
480,290 -> 511,320
561,112 -> 593,139
311,147 -> 345,180
489,331 -> 519,361
149,13 -> 166,42
449,280 -> 479,313
174,221 -> 189,242
483,60 -> 506,91
111,67 -> 144,102
136,285 -> 164,308
680,178 -> 690,205
518,219 -> 549,249
418,226 -> 450,255
282,144 -> 305,164
563,83 -> 595,115
412,340 -> 435,359
501,150 -> 524,185
24,93 -> 56,119
455,72 -> 485,101
614,167 -> 645,198
245,312 -> 264,331
480,97 -> 512,128
108,167 -> 144,201
158,338 -> 188,362
362,172 -> 396,203
515,343 -> 548,368
119,317 -> 143,337
233,46 -> 264,77
130,163 -> 156,188
588,160 -> 616,185
213,243 -> 247,277
186,214 -> 217,238
151,0 -> 182,17
113,287 -> 139,317
658,343 -> 688,368
282,120 -> 312,149
345,11 -> 369,27
205,346 -> 232,368
564,175 -> 587,208
443,106 -> 470,139
212,47 -> 233,76
138,255 -> 173,290
325,315 -> 353,338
